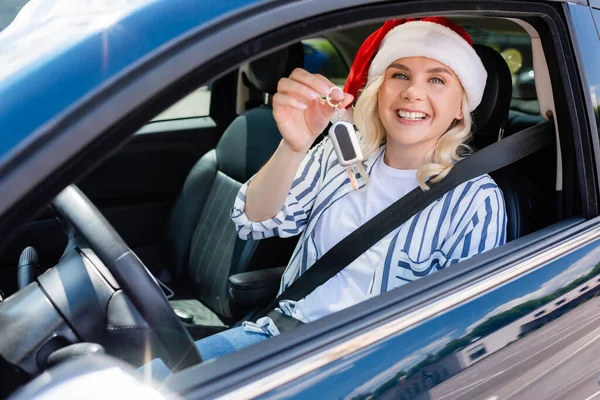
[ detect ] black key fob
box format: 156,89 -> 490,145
329,121 -> 363,167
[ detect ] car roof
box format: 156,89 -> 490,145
0,0 -> 264,166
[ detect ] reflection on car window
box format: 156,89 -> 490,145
302,38 -> 348,87
573,7 -> 600,136
465,24 -> 539,115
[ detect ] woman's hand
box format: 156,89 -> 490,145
243,69 -> 353,222
272,68 -> 354,154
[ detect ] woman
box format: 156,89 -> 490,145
144,16 -> 506,378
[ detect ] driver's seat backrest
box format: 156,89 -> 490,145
471,45 -> 512,150
163,43 -> 304,323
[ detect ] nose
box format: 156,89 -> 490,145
403,82 -> 425,102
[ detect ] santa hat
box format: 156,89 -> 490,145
342,17 -> 487,117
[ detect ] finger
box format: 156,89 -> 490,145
280,85 -> 337,116
272,93 -> 308,111
277,77 -> 320,101
289,68 -> 331,96
327,87 -> 346,104
314,74 -> 345,102
339,93 -> 355,109
311,74 -> 347,105
319,88 -> 350,110
310,92 -> 354,123
313,73 -> 338,92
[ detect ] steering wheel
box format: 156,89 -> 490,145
51,185 -> 203,371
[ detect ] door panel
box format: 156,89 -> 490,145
261,222 -> 600,400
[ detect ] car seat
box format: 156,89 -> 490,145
160,43 -> 305,334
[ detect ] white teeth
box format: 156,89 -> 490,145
397,110 -> 427,120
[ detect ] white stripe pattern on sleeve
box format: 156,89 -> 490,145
230,139 -> 329,240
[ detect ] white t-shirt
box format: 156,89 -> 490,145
294,154 -> 419,322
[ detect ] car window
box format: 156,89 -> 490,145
464,22 -> 539,115
151,85 -> 211,121
584,8 -> 600,134
302,38 -> 348,87
151,38 -> 346,122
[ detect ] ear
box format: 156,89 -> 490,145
455,103 -> 464,120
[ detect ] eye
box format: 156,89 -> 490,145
392,73 -> 409,80
430,77 -> 445,84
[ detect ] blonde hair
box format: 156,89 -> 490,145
353,75 -> 473,190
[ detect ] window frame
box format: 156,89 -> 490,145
566,4 -> 600,202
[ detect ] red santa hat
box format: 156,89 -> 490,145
343,17 -> 487,115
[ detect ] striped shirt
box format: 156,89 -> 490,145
230,136 -> 507,321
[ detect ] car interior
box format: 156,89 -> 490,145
0,12 -> 583,393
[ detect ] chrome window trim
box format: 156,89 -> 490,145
217,224 -> 600,400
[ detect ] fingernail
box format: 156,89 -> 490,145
298,102 -> 308,110
330,90 -> 344,101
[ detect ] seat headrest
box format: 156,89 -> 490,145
246,42 -> 305,94
216,107 -> 283,183
215,43 -> 305,182
471,44 -> 513,148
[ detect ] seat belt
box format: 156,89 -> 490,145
261,120 -> 554,315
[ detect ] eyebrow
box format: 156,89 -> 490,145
387,63 -> 410,72
387,63 -> 453,76
427,67 -> 453,75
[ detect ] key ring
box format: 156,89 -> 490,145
325,86 -> 344,110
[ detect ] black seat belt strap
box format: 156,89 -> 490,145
262,121 -> 554,315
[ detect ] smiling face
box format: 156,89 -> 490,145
377,56 -> 465,156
